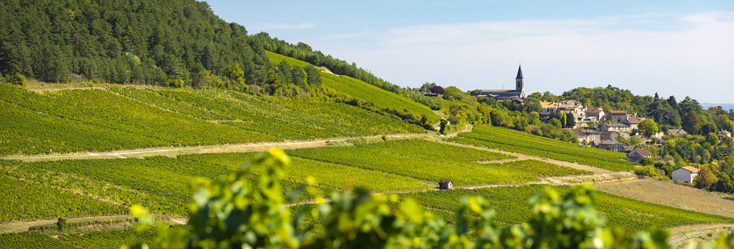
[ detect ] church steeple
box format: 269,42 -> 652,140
515,64 -> 525,98
516,65 -> 524,79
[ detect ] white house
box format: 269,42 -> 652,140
672,166 -> 699,184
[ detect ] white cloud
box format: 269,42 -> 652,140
255,22 -> 318,30
309,12 -> 734,102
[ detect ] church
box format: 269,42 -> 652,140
475,65 -> 526,101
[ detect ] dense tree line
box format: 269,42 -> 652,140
0,0 -> 277,88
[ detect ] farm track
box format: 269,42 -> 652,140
1,133 -> 435,162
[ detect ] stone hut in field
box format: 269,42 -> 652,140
438,179 -> 454,189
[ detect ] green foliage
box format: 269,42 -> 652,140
639,157 -> 654,166
5,73 -> 28,86
497,160 -> 592,177
634,166 -> 658,178
0,0 -> 276,86
59,226 -> 188,249
638,119 -> 659,137
57,217 -> 67,231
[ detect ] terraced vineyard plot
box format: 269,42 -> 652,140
0,84 -> 274,156
400,185 -> 734,231
356,139 -> 515,163
180,153 -> 431,192
0,157 -> 316,217
59,225 -> 188,249
288,146 -> 537,185
262,98 -> 426,134
265,51 -> 440,124
0,232 -> 77,249
491,160 -> 592,177
321,73 -> 441,123
108,87 -> 229,120
450,135 -> 635,171
0,176 -> 126,222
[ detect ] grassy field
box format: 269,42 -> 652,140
399,185 -> 734,231
596,179 -> 734,218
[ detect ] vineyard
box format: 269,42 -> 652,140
0,157 -> 317,219
265,51 -> 441,124
398,185 -> 734,231
355,139 -> 515,163
0,231 -> 78,249
289,146 -> 536,185
0,176 -> 126,222
0,83 -> 430,156
450,125 -> 636,171
180,152 -> 432,192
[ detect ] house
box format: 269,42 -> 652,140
600,123 -> 632,132
623,114 -> 643,130
585,131 -> 602,142
589,140 -> 602,148
583,107 -> 605,123
672,166 -> 699,184
600,131 -> 630,141
438,179 -> 454,189
627,148 -> 653,162
565,129 -> 589,143
719,129 -> 732,141
607,111 -> 628,124
598,140 -> 625,152
668,129 -> 687,136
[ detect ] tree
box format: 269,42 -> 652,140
549,118 -> 561,128
638,119 -> 659,137
565,112 -> 576,128
694,166 -> 717,189
639,157 -> 654,166
682,110 -> 702,135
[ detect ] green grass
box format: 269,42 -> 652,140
180,152 -> 432,192
399,185 -> 734,231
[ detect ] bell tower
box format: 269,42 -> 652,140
515,64 -> 525,98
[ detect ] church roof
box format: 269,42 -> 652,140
516,65 -> 524,79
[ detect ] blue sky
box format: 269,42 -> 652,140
206,0 -> 734,103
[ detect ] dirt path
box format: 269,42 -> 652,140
0,215 -> 132,234
666,223 -> 734,246
2,133 -> 432,162
440,141 -> 613,174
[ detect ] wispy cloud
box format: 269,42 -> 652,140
310,12 -> 734,102
255,22 -> 318,30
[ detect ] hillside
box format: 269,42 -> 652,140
0,84 -> 425,156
